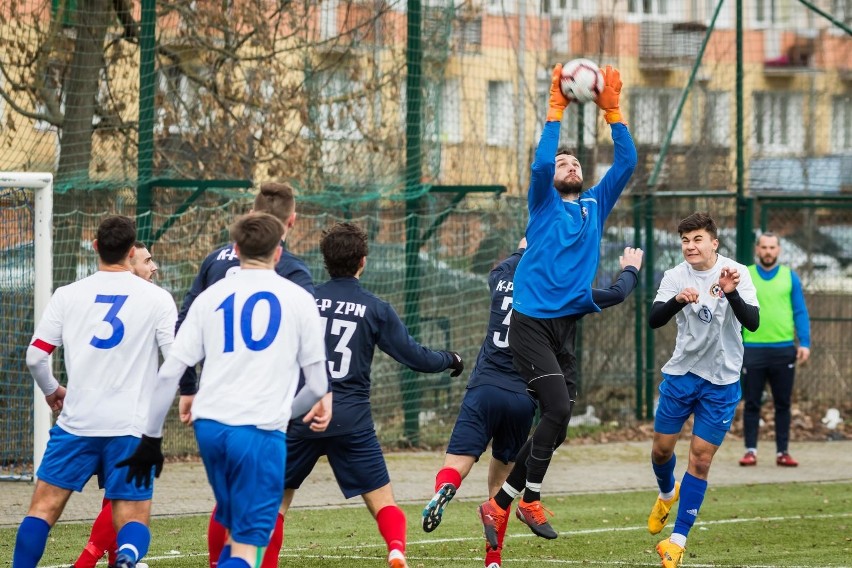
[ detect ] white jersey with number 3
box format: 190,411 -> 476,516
172,269 -> 326,431
31,271 -> 177,436
654,253 -> 759,385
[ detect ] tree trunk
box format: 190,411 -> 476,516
54,0 -> 113,287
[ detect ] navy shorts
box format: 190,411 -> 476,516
446,385 -> 537,464
37,425 -> 154,501
655,372 -> 741,446
285,428 -> 389,499
194,419 -> 286,547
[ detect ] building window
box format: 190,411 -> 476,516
753,91 -> 805,154
832,95 -> 852,153
156,67 -> 208,135
425,78 -> 462,144
311,69 -> 366,141
832,0 -> 852,26
629,89 -> 685,146
706,91 -> 730,148
486,81 -> 513,147
628,0 -> 668,16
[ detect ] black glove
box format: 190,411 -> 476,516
447,351 -> 464,377
116,435 -> 164,489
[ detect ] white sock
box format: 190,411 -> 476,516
669,533 -> 687,549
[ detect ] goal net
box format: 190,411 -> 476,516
0,173 -> 53,480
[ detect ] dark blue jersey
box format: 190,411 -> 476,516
467,248 -> 639,395
289,276 -> 452,438
176,241 -> 314,395
466,249 -> 528,395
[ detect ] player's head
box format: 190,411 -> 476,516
677,212 -> 719,269
755,232 -> 781,269
554,147 -> 583,197
320,222 -> 368,278
253,182 -> 297,238
230,213 -> 285,265
129,241 -> 158,282
93,215 -> 136,265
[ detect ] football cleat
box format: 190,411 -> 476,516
113,553 -> 136,568
656,538 -> 685,568
776,452 -> 799,467
422,482 -> 457,532
478,498 -> 509,550
515,499 -> 557,539
648,482 -> 680,535
739,451 -> 757,466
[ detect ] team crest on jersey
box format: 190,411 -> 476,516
698,304 -> 713,324
580,206 -> 588,219
709,282 -> 723,298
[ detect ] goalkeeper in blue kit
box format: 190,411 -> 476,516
424,239 -> 643,567
478,62 -> 637,548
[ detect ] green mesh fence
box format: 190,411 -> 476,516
1,1 -> 851,467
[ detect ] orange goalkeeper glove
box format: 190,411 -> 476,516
596,65 -> 625,124
546,64 -> 570,123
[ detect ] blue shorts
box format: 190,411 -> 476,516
285,428 -> 389,499
447,385 -> 537,464
37,425 -> 153,501
655,372 -> 741,446
194,419 -> 286,547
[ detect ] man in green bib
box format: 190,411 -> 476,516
739,232 -> 811,467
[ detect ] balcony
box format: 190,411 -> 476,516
639,21 -> 707,71
763,34 -> 819,77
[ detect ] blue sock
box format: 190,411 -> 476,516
117,521 -> 151,564
652,454 -> 676,494
13,516 -> 51,568
218,544 -> 232,565
672,472 -> 708,538
218,557 -> 251,568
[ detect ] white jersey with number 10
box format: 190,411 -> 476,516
172,269 -> 327,432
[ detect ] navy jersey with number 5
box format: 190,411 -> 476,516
288,276 -> 453,438
466,249 -> 527,395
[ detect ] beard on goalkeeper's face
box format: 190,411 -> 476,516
555,179 -> 583,197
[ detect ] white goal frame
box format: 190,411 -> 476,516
0,172 -> 53,477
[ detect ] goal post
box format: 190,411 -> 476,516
0,172 -> 53,479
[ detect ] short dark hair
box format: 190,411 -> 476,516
756,231 -> 780,246
320,222 -> 368,278
230,213 -> 285,261
677,212 -> 718,239
96,216 -> 136,264
556,146 -> 575,158
254,182 -> 296,222
134,241 -> 147,249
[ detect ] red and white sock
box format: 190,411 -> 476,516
376,505 -> 406,555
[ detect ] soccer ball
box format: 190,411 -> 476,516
560,58 -> 604,104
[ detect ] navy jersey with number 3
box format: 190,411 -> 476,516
288,276 -> 452,438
